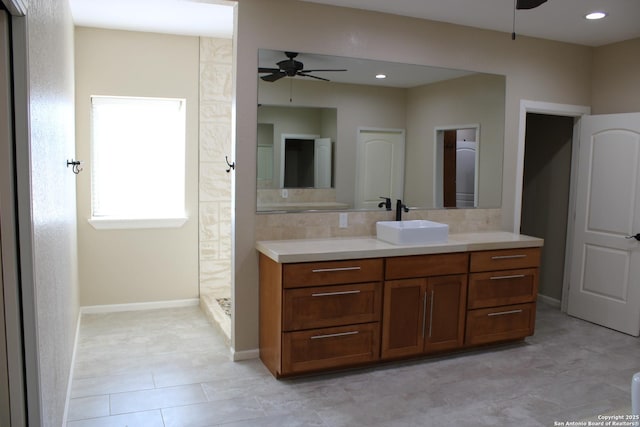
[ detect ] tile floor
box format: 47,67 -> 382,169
67,303 -> 639,427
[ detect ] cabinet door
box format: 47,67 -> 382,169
381,279 -> 426,359
425,274 -> 467,353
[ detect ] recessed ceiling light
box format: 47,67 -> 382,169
375,74 -> 387,79
585,11 -> 607,20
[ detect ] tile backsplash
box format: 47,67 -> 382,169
255,208 -> 502,241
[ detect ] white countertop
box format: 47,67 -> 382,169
256,231 -> 544,263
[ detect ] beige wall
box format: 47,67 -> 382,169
75,28 -> 199,305
592,38 -> 640,114
233,0 -> 592,352
405,73 -> 505,208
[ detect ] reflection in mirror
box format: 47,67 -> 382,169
256,49 -> 505,213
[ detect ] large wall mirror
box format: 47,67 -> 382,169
256,49 -> 505,213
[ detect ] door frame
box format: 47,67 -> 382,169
514,100 -> 590,312
1,3 -> 36,426
434,124 -> 480,208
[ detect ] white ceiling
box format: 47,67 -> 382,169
68,0 -> 235,38
258,49 -> 478,88
68,0 -> 640,46
301,0 -> 640,47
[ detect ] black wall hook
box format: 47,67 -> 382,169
225,156 -> 235,173
67,159 -> 83,175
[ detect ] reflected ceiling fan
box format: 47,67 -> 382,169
512,0 -> 548,39
516,0 -> 547,9
258,51 -> 346,82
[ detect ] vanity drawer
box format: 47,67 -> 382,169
469,248 -> 540,272
283,258 -> 383,289
465,303 -> 536,345
283,282 -> 382,331
385,253 -> 468,280
467,268 -> 538,309
282,323 -> 380,375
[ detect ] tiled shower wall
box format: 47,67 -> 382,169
199,38 -> 233,310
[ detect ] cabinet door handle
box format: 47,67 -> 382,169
491,254 -> 526,260
421,292 -> 428,338
311,266 -> 361,273
489,274 -> 526,280
310,331 -> 359,340
311,290 -> 361,297
488,309 -> 523,317
428,289 -> 434,338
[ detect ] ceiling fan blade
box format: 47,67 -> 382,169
258,67 -> 280,73
261,72 -> 286,82
297,72 -> 330,82
516,0 -> 547,9
300,69 -> 347,73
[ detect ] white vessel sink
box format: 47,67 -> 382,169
376,220 -> 449,245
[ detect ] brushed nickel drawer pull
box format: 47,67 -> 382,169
489,274 -> 526,280
310,331 -> 359,340
311,266 -> 361,273
491,254 -> 527,260
428,289 -> 434,338
311,290 -> 361,297
488,309 -> 523,317
421,292 -> 427,338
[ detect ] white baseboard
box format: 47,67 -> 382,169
231,347 -> 259,361
80,298 -> 199,314
62,311 -> 82,426
538,294 -> 561,308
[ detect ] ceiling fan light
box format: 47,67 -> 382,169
585,11 -> 607,20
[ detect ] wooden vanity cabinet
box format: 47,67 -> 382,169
465,248 -> 540,345
258,243 -> 541,377
259,254 -> 383,377
381,253 -> 468,359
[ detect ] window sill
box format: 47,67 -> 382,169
88,217 -> 188,230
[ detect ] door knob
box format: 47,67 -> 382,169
625,233 -> 640,241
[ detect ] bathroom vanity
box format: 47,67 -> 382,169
257,232 -> 542,378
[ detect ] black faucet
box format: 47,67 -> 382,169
378,197 -> 392,211
395,199 -> 409,221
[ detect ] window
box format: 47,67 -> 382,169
90,96 -> 186,229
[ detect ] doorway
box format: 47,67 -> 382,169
515,100 -> 590,309
520,113 -> 575,305
435,125 -> 479,208
355,128 -> 405,209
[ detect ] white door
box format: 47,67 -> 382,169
567,113 -> 640,336
314,137 -> 332,188
455,140 -> 477,208
355,129 -> 405,209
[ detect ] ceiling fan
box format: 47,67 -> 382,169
512,0 -> 548,39
258,51 -> 347,82
516,0 -> 547,9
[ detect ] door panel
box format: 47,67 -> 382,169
582,245 -> 630,301
568,113 -> 640,336
587,130 -> 639,233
